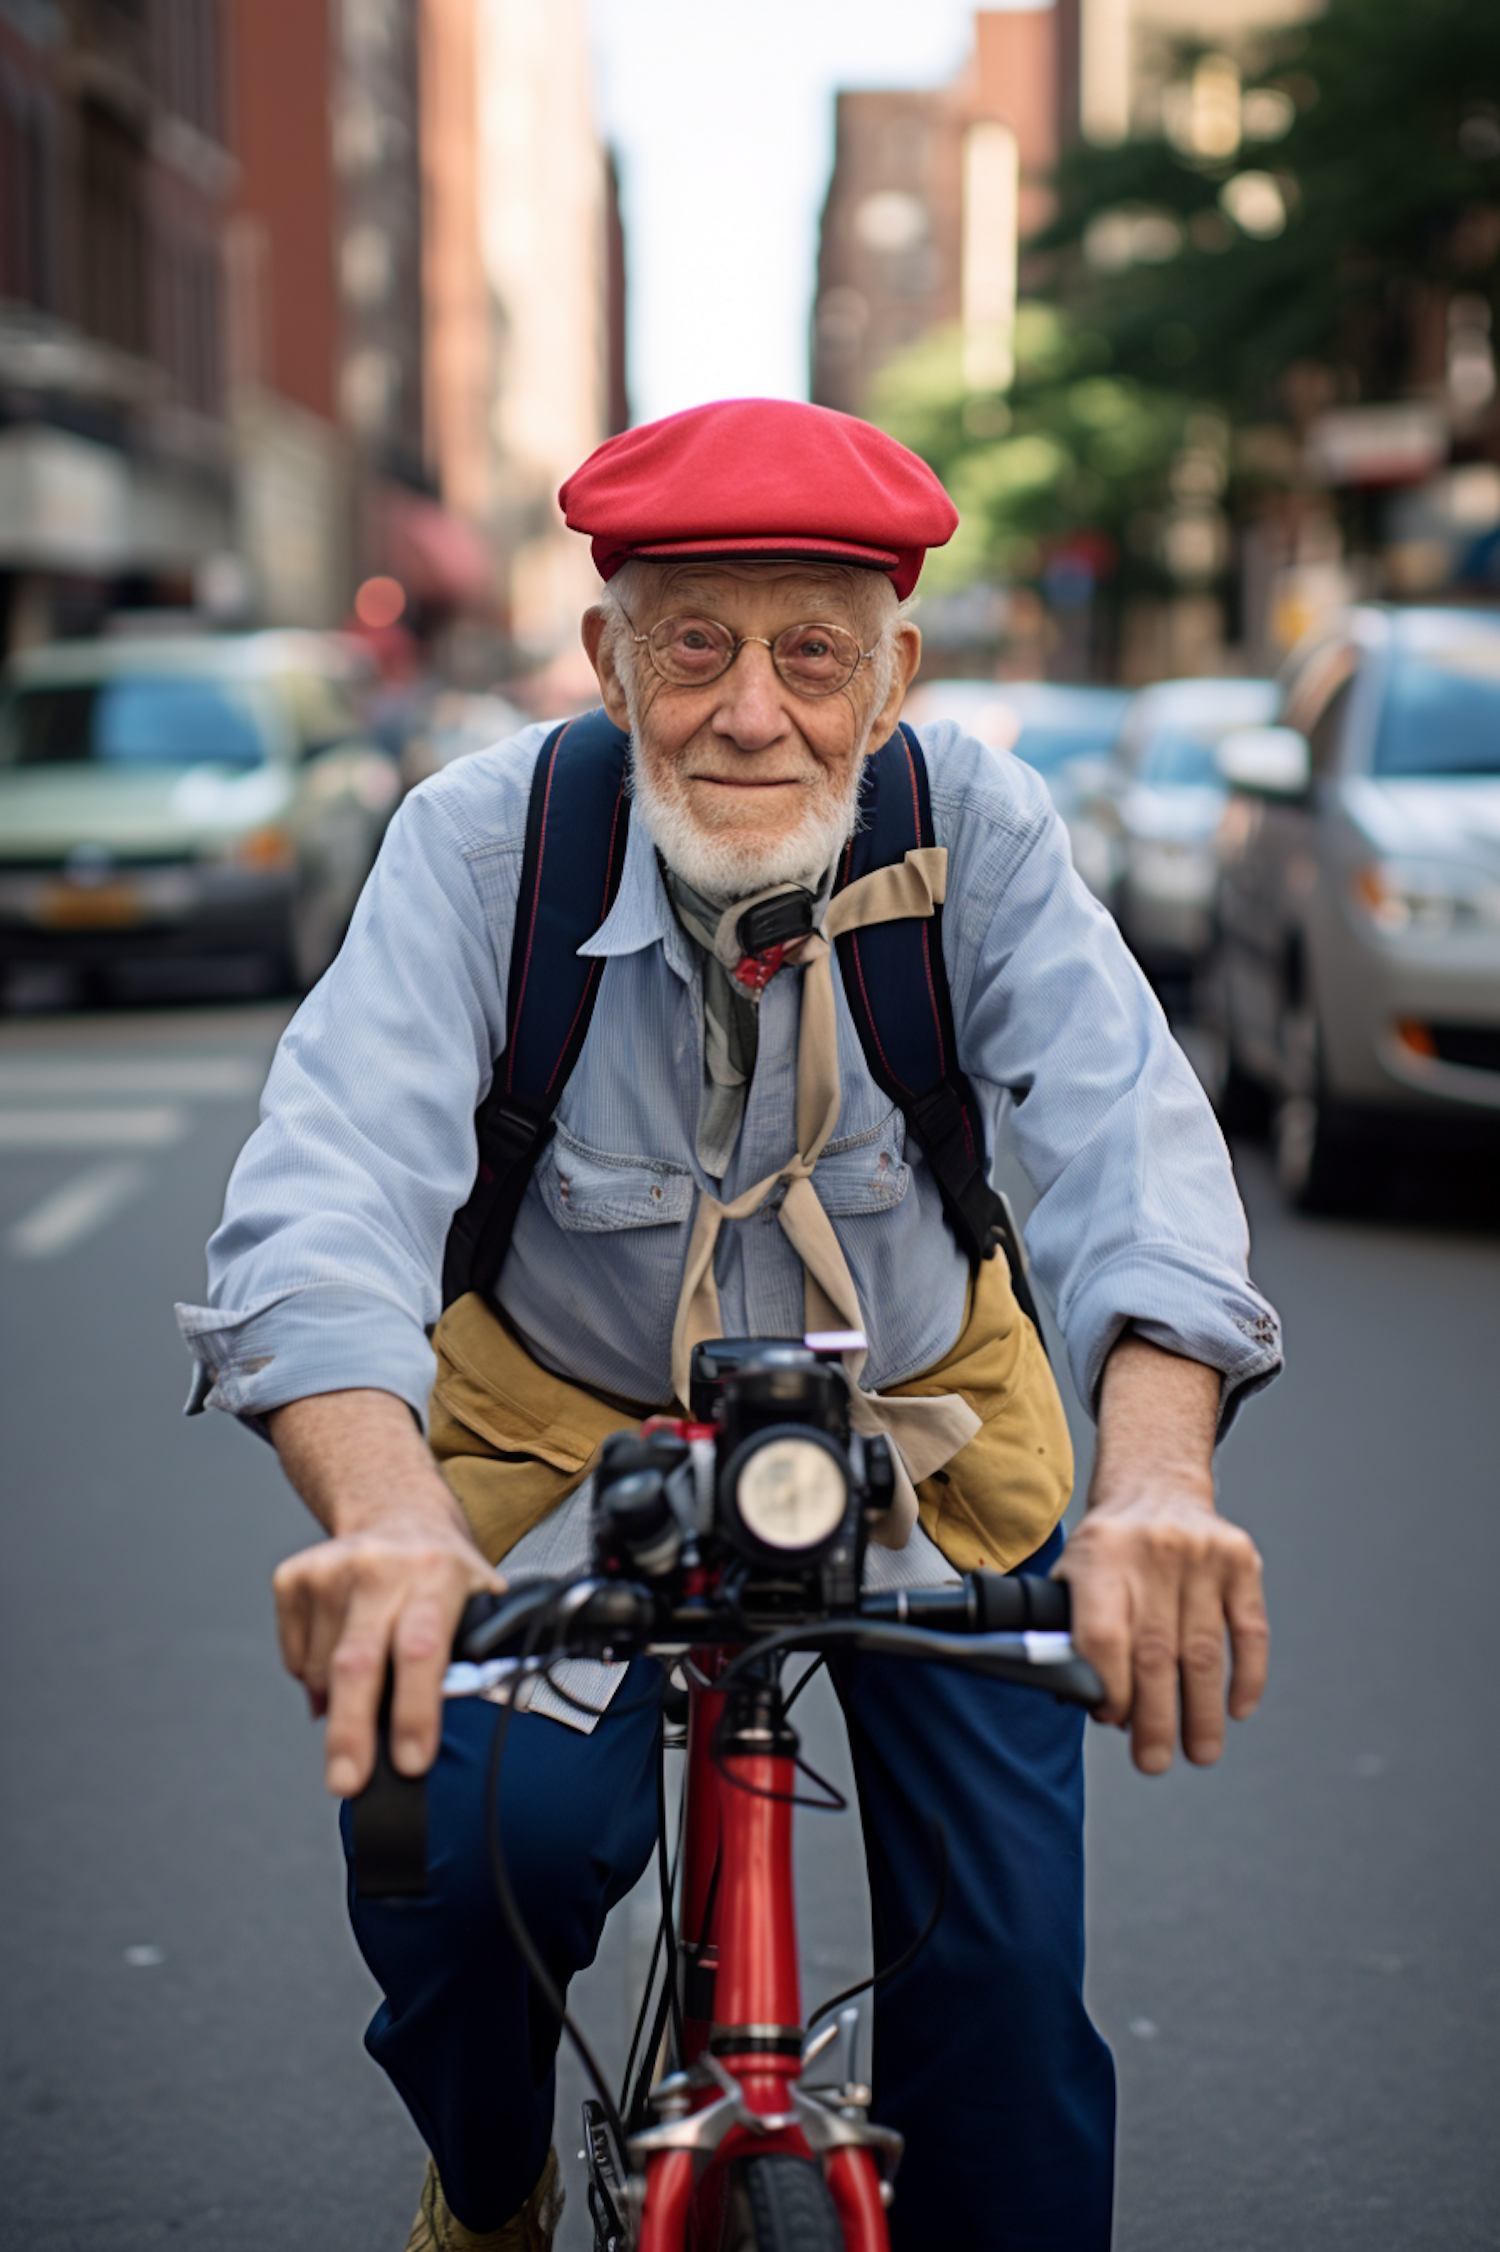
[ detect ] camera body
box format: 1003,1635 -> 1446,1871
591,1338 -> 895,1616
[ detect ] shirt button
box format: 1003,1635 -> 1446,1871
651,1184 -> 663,1201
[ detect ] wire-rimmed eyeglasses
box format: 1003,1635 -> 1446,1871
627,613 -> 877,698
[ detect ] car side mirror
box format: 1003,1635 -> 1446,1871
1216,725 -> 1311,799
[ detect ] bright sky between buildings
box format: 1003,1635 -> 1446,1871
588,0 -> 1048,426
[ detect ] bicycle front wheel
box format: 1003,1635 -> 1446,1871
714,2155 -> 844,2252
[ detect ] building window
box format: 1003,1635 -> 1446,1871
155,226 -> 224,414
80,102 -> 148,353
186,240 -> 222,412
157,0 -> 225,143
0,74 -> 55,313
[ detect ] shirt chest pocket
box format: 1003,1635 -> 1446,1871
809,1105 -> 911,1216
540,1125 -> 695,1234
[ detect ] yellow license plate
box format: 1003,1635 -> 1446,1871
38,880 -> 144,929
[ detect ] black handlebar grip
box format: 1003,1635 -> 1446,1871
350,1673 -> 429,1901
970,1571 -> 1072,1633
455,1589 -> 507,1656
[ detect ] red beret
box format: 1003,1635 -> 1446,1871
559,398 -> 958,602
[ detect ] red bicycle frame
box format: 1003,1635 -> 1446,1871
631,1651 -> 897,2251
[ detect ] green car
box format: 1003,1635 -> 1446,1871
0,631 -> 402,1001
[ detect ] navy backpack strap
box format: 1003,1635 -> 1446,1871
441,709 -> 631,1308
835,723 -> 1045,1341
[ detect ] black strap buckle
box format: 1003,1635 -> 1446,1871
737,889 -> 816,958
475,1092 -> 547,1174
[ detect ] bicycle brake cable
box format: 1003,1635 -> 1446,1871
619,1752 -> 682,2118
806,1817 -> 949,2034
655,1728 -> 686,2066
483,1596 -> 631,2158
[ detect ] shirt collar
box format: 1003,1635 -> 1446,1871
578,806 -> 693,976
579,800 -> 838,979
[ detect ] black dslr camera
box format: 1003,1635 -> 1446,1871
590,1339 -> 896,1614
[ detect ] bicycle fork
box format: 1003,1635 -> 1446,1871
631,1665 -> 899,2251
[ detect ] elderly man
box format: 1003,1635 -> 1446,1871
179,399 -> 1278,2252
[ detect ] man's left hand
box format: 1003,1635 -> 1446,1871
1053,1333 -> 1268,1774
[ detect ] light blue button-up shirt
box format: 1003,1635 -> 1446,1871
177,717 -> 1281,1436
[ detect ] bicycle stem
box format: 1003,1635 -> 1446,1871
712,1679 -> 805,2110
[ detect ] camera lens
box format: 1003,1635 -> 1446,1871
737,1438 -> 847,1551
719,1423 -> 850,1564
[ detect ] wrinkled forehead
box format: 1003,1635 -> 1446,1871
628,557 -> 893,632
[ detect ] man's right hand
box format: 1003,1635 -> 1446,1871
267,1389 -> 503,1798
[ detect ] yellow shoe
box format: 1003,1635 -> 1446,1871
403,2147 -> 564,2251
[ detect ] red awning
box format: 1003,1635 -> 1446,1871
378,485 -> 496,611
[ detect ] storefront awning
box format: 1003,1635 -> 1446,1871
378,485 -> 496,611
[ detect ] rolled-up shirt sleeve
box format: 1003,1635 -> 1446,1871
939,737 -> 1282,1432
175,768 -> 524,1431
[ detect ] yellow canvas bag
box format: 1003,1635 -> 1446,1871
430,1250 -> 1071,1576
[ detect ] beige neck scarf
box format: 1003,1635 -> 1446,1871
668,844 -> 981,1548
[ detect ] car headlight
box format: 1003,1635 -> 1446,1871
1351,859 -> 1500,940
218,825 -> 297,873
722,1427 -> 849,1560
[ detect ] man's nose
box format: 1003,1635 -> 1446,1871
710,640 -> 791,750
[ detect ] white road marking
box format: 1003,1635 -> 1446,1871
7,1160 -> 149,1258
0,1106 -> 187,1148
0,1055 -> 263,1099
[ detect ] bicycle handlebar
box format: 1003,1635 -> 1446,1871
446,1568 -> 1101,1710
351,1571 -> 1102,1904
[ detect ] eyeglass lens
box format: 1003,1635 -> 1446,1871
645,616 -> 861,696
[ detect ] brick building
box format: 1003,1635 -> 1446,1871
811,3 -> 1080,417
0,0 -> 237,656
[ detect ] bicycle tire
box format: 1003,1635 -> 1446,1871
714,2154 -> 844,2252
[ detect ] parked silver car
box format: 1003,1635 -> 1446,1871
1207,604 -> 1500,1207
0,631 -> 401,1000
1066,676 -> 1278,978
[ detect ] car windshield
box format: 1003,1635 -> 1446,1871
1013,724 -> 1119,775
0,678 -> 268,770
1138,730 -> 1228,788
1372,639 -> 1500,777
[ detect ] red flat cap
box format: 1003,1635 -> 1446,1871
559,398 -> 958,602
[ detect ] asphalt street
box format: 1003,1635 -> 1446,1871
1,1000 -> 1497,2251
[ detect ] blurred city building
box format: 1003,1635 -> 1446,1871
2,0 -> 626,672
462,0 -> 621,673
224,0 -> 348,632
231,0 -> 616,673
1077,0 -> 1321,147
0,0 -> 237,655
813,0 -> 1497,688
812,6 -> 1077,417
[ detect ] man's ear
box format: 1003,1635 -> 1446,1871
582,606 -> 632,730
868,621 -> 923,744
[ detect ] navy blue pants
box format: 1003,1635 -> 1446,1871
343,1532 -> 1116,2248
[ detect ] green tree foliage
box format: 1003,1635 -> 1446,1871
866,0 -> 1499,607
1041,0 -> 1500,413
866,305 -> 1198,593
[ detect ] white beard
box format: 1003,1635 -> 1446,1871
629,748 -> 865,906
613,628 -> 877,905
